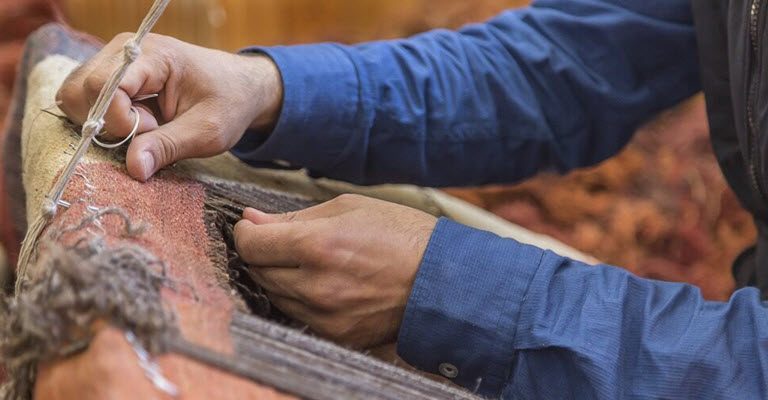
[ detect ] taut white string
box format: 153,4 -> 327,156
45,0 -> 171,216
16,0 -> 172,292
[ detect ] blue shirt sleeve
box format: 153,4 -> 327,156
233,0 -> 700,186
398,218 -> 768,399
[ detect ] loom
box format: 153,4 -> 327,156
0,1 -> 591,398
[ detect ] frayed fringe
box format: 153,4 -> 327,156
1,233 -> 175,399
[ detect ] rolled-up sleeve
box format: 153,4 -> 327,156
398,218 -> 768,399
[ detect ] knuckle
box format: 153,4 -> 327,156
83,74 -> 104,98
205,130 -> 228,151
313,238 -> 337,263
56,85 -> 70,102
154,130 -> 180,163
297,234 -> 333,265
199,114 -> 222,134
59,68 -> 88,101
198,117 -> 226,149
56,85 -> 76,111
144,32 -> 167,46
113,32 -> 134,42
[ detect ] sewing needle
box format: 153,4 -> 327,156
133,93 -> 159,102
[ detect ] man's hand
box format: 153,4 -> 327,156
234,194 -> 438,349
57,33 -> 283,181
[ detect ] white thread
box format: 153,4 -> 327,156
15,0 -> 172,293
41,199 -> 57,218
93,106 -> 141,149
125,331 -> 179,397
123,40 -> 141,63
132,93 -> 159,102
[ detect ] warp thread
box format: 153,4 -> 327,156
202,180 -> 315,322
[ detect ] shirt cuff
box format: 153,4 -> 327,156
397,217 -> 544,397
231,44 -> 365,173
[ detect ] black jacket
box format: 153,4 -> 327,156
694,0 -> 768,296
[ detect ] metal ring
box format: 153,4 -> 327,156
92,106 -> 141,149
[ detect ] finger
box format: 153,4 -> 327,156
87,59 -> 166,139
124,103 -> 225,181
98,91 -> 159,140
56,64 -> 97,126
241,198 -> 352,225
133,105 -> 161,134
233,219 -> 304,267
242,208 -> 285,224
247,267 -> 303,300
56,33 -> 143,124
59,42 -> 168,135
133,95 -> 164,125
242,207 -> 323,225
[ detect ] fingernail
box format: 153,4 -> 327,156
243,207 -> 270,224
138,151 -> 155,179
243,207 -> 260,219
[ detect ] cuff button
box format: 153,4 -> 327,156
438,362 -> 459,379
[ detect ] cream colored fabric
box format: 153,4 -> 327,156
22,55 -> 596,265
22,55 -> 114,225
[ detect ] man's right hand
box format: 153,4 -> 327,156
57,33 -> 283,181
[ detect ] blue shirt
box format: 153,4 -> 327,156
234,0 -> 768,398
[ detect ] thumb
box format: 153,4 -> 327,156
125,104 -> 226,181
243,198 -> 354,224
243,207 -> 303,225
243,207 -> 280,224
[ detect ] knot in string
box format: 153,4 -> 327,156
15,0 -> 172,294
82,119 -> 105,138
41,198 -> 57,219
123,40 -> 141,63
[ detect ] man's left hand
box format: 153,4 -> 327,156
234,194 -> 437,348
